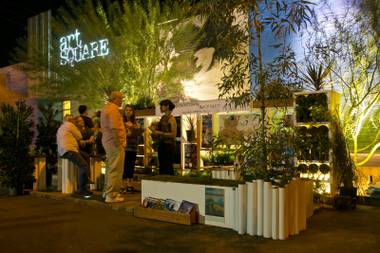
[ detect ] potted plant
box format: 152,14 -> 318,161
330,119 -> 357,209
0,101 -> 35,195
34,102 -> 61,188
184,114 -> 196,142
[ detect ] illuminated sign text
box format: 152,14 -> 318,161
59,29 -> 109,67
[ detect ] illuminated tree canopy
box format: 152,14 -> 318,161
304,0 -> 380,166
15,0 -> 202,108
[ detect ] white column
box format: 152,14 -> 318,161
238,184 -> 247,235
252,180 -> 258,236
257,179 -> 264,236
263,181 -> 272,238
272,186 -> 279,240
278,187 -> 286,240
246,182 -> 254,235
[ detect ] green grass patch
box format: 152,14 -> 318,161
143,175 -> 245,187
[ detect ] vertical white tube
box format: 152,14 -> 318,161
238,184 -> 247,235
234,187 -> 239,232
263,181 -> 272,238
294,179 -> 299,235
272,186 -> 279,240
257,179 -> 264,236
278,187 -> 286,240
252,180 -> 258,236
246,182 -> 253,235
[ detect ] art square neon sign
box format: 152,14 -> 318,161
59,29 -> 109,67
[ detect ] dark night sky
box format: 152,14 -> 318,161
0,0 -> 65,67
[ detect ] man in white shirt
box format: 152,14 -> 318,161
101,91 -> 126,203
57,114 -> 92,197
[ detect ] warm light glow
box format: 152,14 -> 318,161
62,100 -> 71,116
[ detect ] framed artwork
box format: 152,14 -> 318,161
218,113 -> 259,145
202,114 -> 213,148
205,187 -> 225,219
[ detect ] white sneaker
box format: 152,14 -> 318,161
105,194 -> 125,203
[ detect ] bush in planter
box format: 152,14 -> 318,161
184,114 -> 196,142
0,101 -> 35,195
34,102 -> 61,187
317,125 -> 330,161
295,93 -> 329,123
330,119 -> 357,193
295,126 -> 309,161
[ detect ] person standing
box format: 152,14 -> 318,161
57,114 -> 92,198
122,105 -> 144,193
101,91 -> 126,203
79,105 -> 94,130
149,99 -> 177,175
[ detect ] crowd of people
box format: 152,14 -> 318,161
56,91 -> 177,203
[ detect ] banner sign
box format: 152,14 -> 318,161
155,99 -> 250,116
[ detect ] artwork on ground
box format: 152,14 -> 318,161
218,113 -> 259,145
205,187 -> 224,218
202,114 -> 213,148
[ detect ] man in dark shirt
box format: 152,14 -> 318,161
79,105 -> 94,130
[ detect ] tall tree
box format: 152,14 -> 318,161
197,0 -> 313,173
303,0 -> 380,166
0,101 -> 35,195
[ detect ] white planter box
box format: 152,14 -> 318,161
142,180 -> 238,229
142,178 -> 314,239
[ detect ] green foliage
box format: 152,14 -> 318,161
13,0 -> 203,107
237,111 -> 295,182
295,93 -> 329,123
331,119 -> 356,190
197,0 -> 313,178
35,101 -> 61,175
202,135 -> 235,166
301,62 -> 333,91
0,101 -> 35,194
302,0 -> 380,165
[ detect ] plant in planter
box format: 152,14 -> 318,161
184,114 -> 196,142
237,114 -> 296,184
34,102 -> 61,187
331,119 -> 356,189
0,101 -> 35,195
295,93 -> 329,123
301,62 -> 333,91
295,126 -> 309,161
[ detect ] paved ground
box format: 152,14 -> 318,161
0,195 -> 379,253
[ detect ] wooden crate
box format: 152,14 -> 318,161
133,206 -> 198,225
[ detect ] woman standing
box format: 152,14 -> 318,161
149,99 -> 177,175
122,105 -> 144,193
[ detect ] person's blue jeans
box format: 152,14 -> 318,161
62,151 -> 89,193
